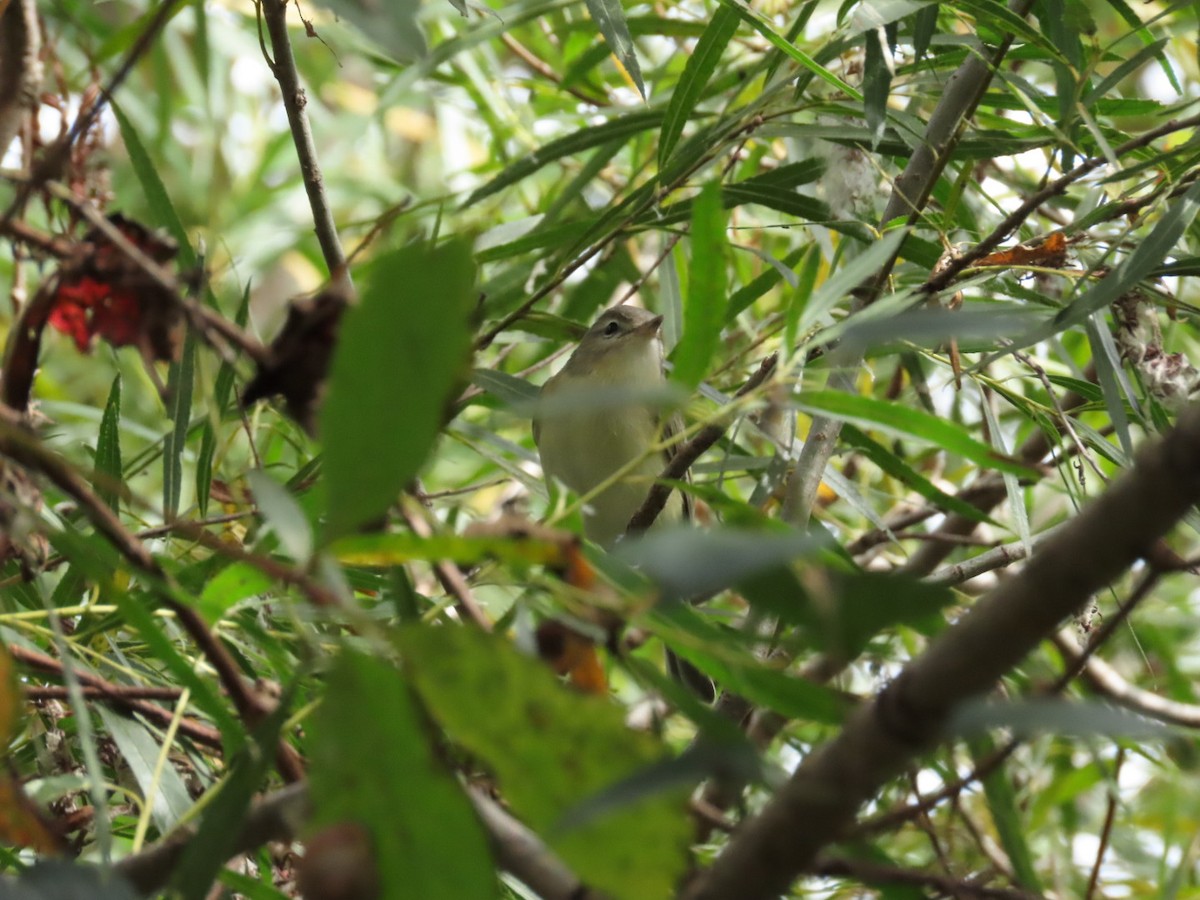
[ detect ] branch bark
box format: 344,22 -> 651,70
686,400 -> 1200,899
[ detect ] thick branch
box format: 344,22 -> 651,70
686,401 -> 1200,899
0,0 -> 40,160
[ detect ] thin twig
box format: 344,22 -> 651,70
12,644 -> 223,750
2,0 -> 186,221
809,854 -> 1042,900
399,502 -> 492,631
258,0 -> 349,280
923,111 -> 1200,295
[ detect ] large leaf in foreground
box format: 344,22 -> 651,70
309,651 -> 494,899
320,240 -> 476,540
399,626 -> 691,899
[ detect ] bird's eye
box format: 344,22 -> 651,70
603,321 -> 621,336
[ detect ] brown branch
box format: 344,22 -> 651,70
923,112 -> 1200,295
399,503 -> 492,631
11,645 -> 223,750
0,0 -> 40,160
114,781 -> 593,900
625,353 -> 778,534
685,402 -> 1200,899
809,854 -> 1041,900
258,0 -> 348,279
0,409 -> 303,782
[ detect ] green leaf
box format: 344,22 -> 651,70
793,390 -> 1040,478
320,240 -> 476,540
672,181 -> 727,389
970,735 -> 1046,894
95,707 -> 192,834
583,0 -> 646,99
94,376 -> 122,514
398,626 -> 691,898
246,470 -> 313,566
463,111 -> 662,207
310,650 -> 494,899
163,331 -> 197,519
839,425 -> 996,525
658,6 -> 739,166
111,103 -> 195,266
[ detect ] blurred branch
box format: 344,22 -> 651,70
115,781 -> 594,900
11,644 -> 222,750
686,404 -> 1200,899
258,0 -> 349,281
0,0 -> 40,161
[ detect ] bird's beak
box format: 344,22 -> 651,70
633,315 -> 664,337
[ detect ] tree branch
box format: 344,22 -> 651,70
685,401 -> 1200,899
258,0 -> 348,279
780,0 -> 1035,527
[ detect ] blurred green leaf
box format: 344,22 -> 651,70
320,240 -> 476,540
399,625 -> 691,898
310,650 -> 494,899
671,181 -> 727,389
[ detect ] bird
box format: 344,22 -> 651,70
535,304 -> 714,700
533,304 -> 687,546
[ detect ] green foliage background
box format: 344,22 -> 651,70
2,0 -> 1200,896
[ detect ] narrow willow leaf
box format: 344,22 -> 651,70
163,331 -> 196,519
717,0 -> 862,100
96,707 -> 192,834
793,390 -> 1039,478
672,182 -> 727,389
321,240 -> 476,540
658,6 -> 739,166
310,651 -> 494,899
840,424 -> 996,525
463,111 -> 662,207
94,376 -> 122,513
862,27 -> 891,148
970,736 -> 1045,893
583,0 -> 646,99
112,103 -> 195,266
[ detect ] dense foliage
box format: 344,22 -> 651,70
1,0 -> 1200,897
